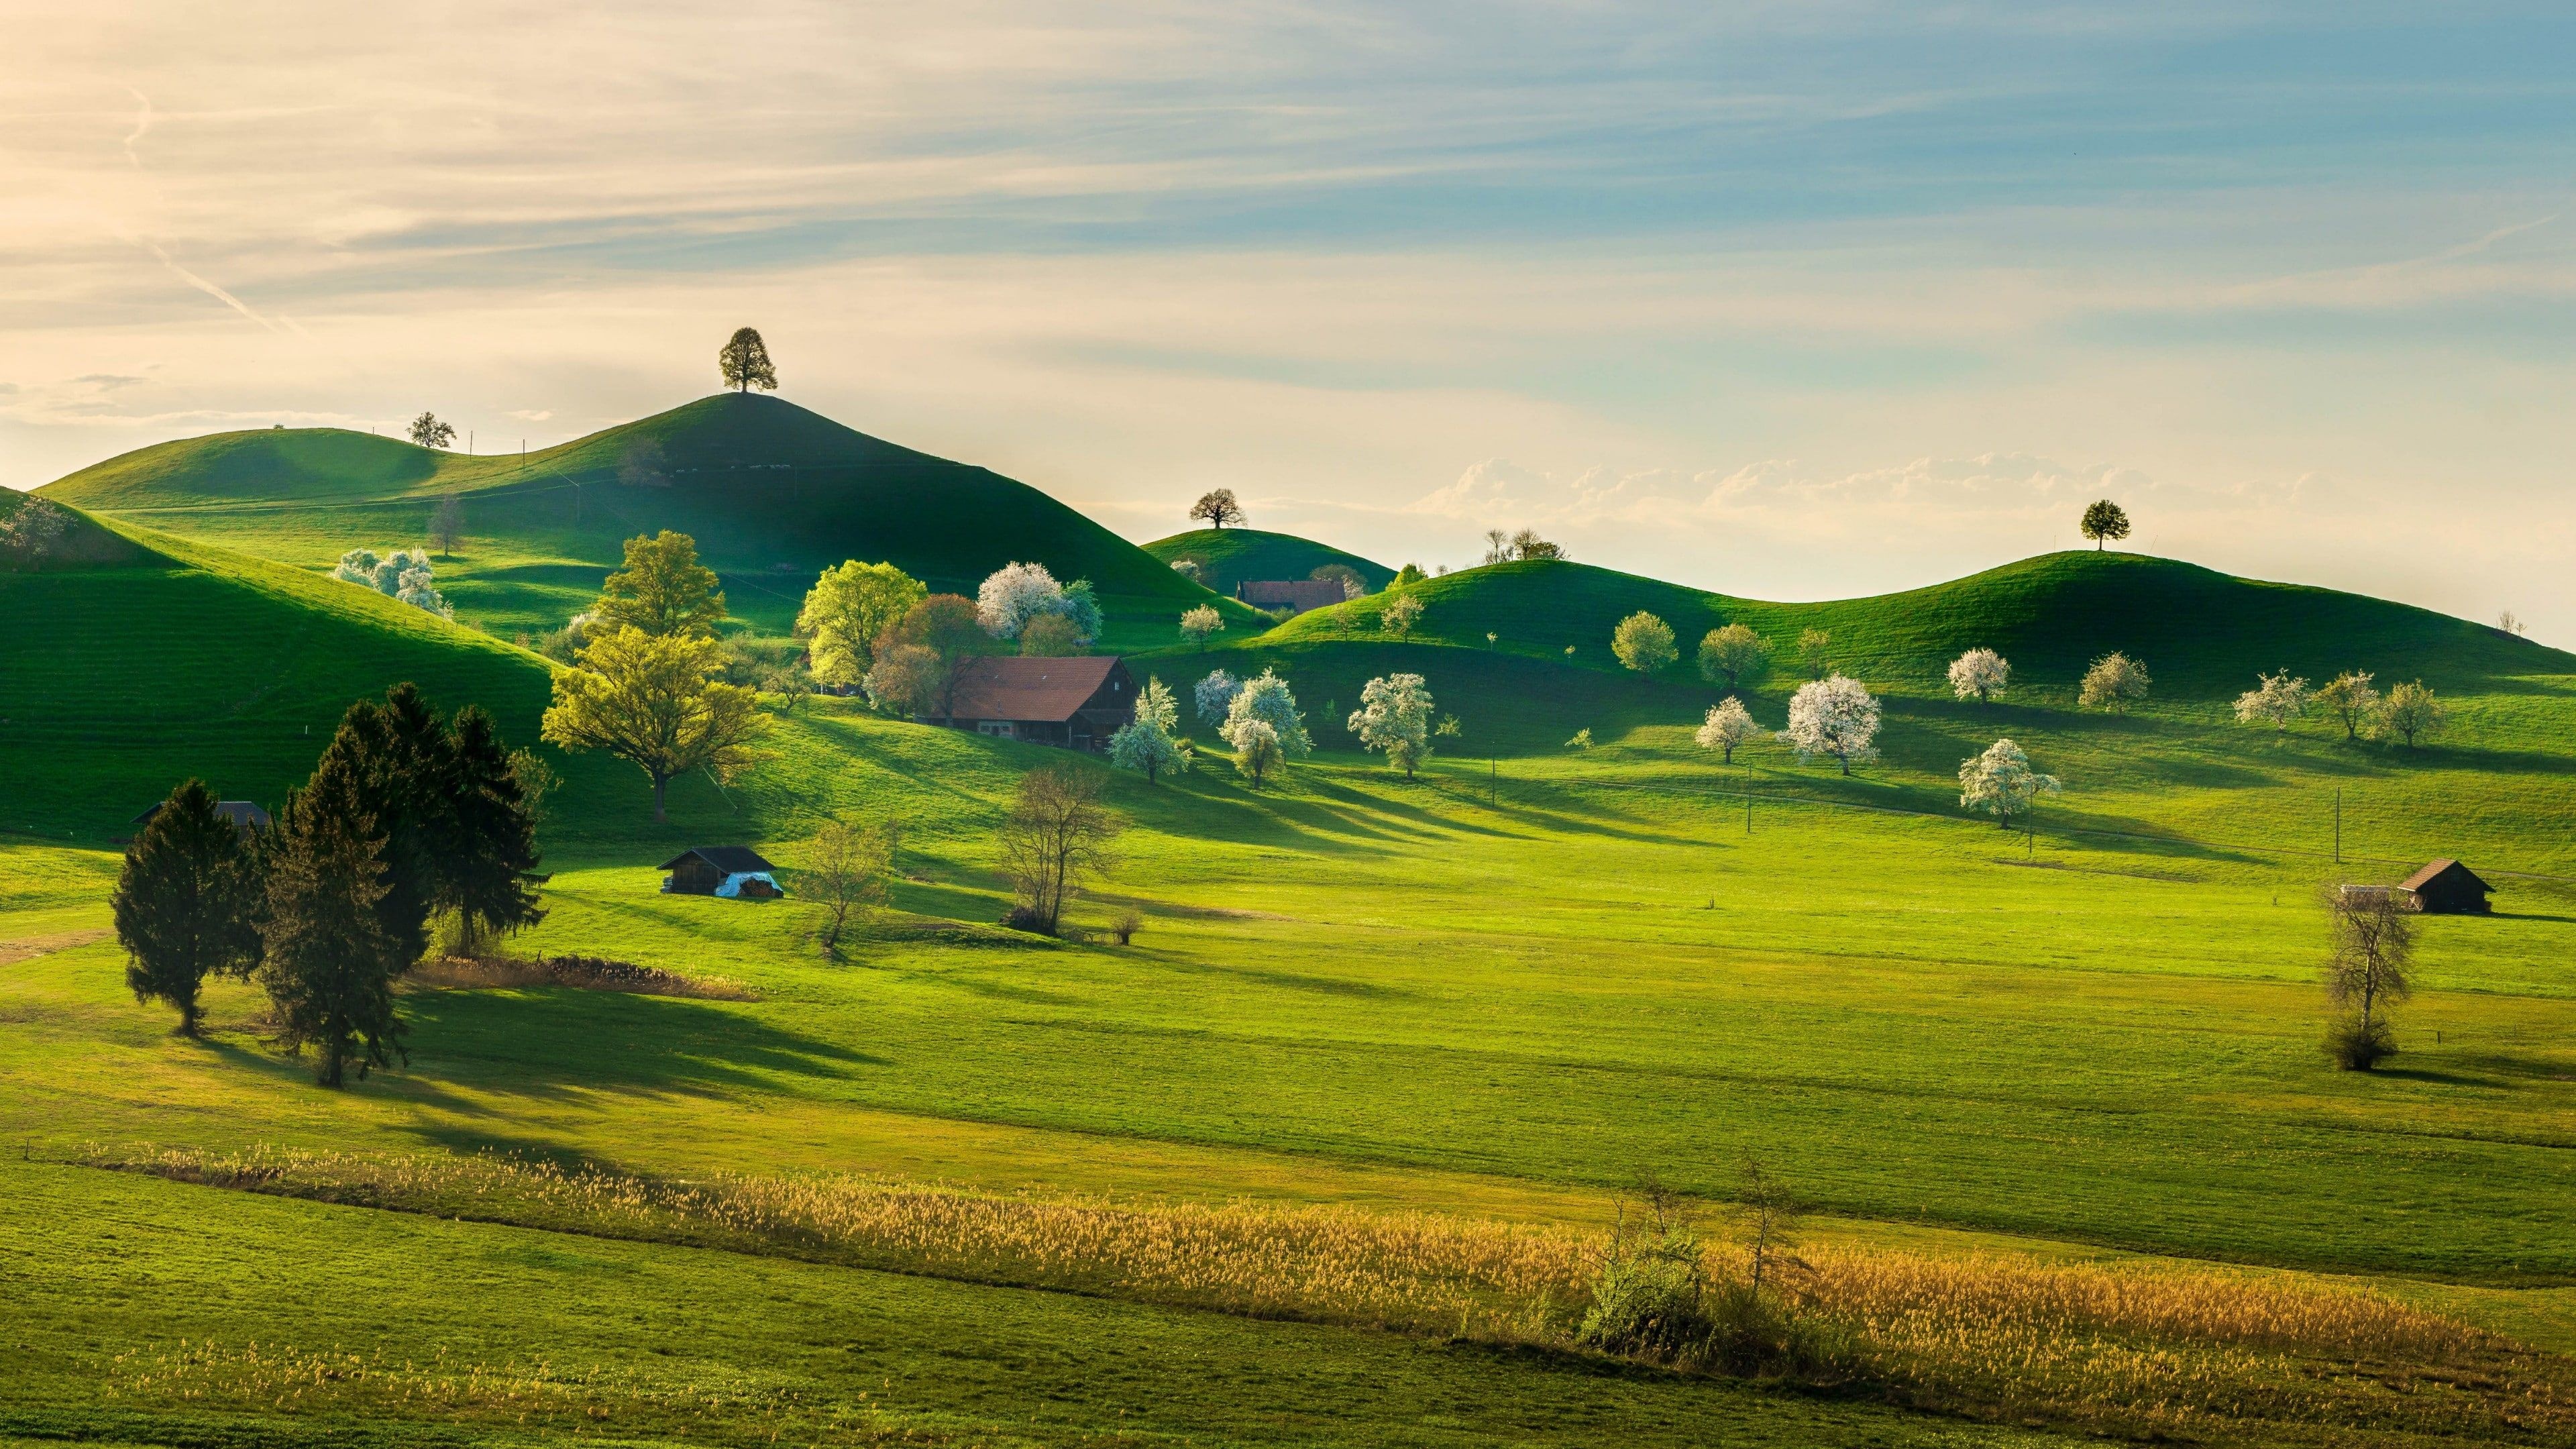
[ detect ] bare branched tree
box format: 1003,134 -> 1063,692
2323,885 -> 2415,1069
996,766 -> 1122,935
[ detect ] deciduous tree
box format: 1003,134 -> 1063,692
802,818 -> 891,955
1694,698 -> 1760,763
596,531 -> 725,639
1223,669 -> 1311,757
719,327 -> 777,392
1110,678 -> 1190,783
1348,674 -> 1435,779
798,561 -> 926,690
996,766 -> 1121,934
1019,612 -> 1082,657
1311,564 -> 1365,600
1778,675 -> 1880,775
1957,738 -> 2061,827
2375,680 -> 2446,749
1381,593 -> 1424,639
1947,647 -> 2010,703
2234,671 -> 2308,735
408,412 -> 455,449
1795,627 -> 1831,680
2315,672 -> 2381,741
1189,490 -> 1246,529
2080,499 -> 2131,550
1697,624 -> 1769,694
2079,651 -> 2151,712
541,626 -> 767,821
1231,719 -> 1284,788
2323,887 -> 2413,1070
113,780 -> 263,1036
1178,605 -> 1224,645
429,493 -> 464,555
1195,669 -> 1242,724
1611,612 -> 1678,675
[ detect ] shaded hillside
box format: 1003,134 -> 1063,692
1265,553 -> 2567,704
40,395 -> 1259,644
1143,528 -> 1396,597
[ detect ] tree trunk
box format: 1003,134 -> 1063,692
1839,755 -> 1851,776
176,998 -> 201,1038
652,774 -> 669,823
321,1036 -> 345,1089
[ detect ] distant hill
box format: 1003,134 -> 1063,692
40,394 -> 1258,646
1142,528 -> 1395,598
1254,552 -> 2561,703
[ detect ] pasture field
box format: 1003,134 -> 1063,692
12,425 -> 2576,1444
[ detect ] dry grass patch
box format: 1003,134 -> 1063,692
406,955 -> 753,1001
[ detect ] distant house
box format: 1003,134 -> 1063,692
2397,859 -> 2492,915
1236,579 -> 1346,614
930,655 -> 1135,751
659,846 -> 784,900
127,800 -> 270,839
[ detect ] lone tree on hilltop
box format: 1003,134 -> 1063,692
1190,489 -> 1246,530
2323,886 -> 2414,1071
720,327 -> 778,392
409,412 -> 456,449
996,765 -> 1121,935
2079,651 -> 2151,713
2080,499 -> 2131,551
429,492 -> 464,555
1698,623 -> 1770,694
258,757 -> 409,1088
543,626 -> 767,821
596,531 -> 727,639
1612,612 -> 1678,675
113,780 -> 264,1036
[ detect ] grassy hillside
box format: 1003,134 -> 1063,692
1143,526 -> 1397,596
38,394 -> 1262,647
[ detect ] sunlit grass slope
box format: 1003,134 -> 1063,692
1142,525 -> 1396,595
38,392 -> 1260,645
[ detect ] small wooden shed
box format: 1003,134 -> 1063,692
2397,859 -> 2491,915
659,846 -> 784,900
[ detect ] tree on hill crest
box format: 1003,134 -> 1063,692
1191,489 -> 1246,530
2081,499 -> 2131,550
720,327 -> 778,392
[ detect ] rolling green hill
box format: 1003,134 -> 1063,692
38,394 -> 1260,647
1142,526 -> 1397,596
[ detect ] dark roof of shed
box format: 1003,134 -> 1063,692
659,845 -> 777,873
1238,579 -> 1345,610
947,655 -> 1124,722
131,800 -> 271,831
2399,858 -> 2488,892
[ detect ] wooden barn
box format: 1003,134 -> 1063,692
930,655 -> 1135,751
1236,579 -> 1346,614
659,846 -> 784,900
2396,859 -> 2492,915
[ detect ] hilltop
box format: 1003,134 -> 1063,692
1142,527 -> 1395,597
39,394 -> 1258,645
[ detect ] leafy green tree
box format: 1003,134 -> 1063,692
1391,563 -> 1428,588
1697,624 -> 1769,693
719,327 -> 777,392
2080,499 -> 2131,550
596,531 -> 726,639
1381,593 -> 1424,639
1020,612 -> 1083,657
1795,627 -> 1831,680
1189,490 -> 1245,529
1348,674 -> 1435,779
408,412 -> 455,449
542,626 -> 767,821
2078,651 -> 2150,712
1612,612 -> 1678,674
996,766 -> 1121,934
797,560 -> 926,690
2316,672 -> 2381,741
867,594 -> 987,716
113,780 -> 263,1035
802,819 -> 892,955
258,760 -> 409,1087
2375,680 -> 2446,749
1178,605 -> 1224,645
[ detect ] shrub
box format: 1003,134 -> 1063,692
2325,1015 -> 2398,1071
1112,910 -> 1142,945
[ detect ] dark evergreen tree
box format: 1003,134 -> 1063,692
443,707 -> 546,951
315,684 -> 459,970
112,780 -> 262,1035
258,761 -> 407,1087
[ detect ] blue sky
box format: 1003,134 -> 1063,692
4,2 -> 2572,633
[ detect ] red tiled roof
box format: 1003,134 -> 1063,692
947,655 -> 1122,722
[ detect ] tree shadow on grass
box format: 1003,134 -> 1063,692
398,989 -> 885,1100
1147,952 -> 1416,1001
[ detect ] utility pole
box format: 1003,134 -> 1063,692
1745,769 -> 1752,835
1489,755 -> 1496,807
2334,788 -> 2342,864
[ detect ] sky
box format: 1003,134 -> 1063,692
5,1 -> 2573,637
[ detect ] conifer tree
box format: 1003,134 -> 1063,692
443,708 -> 547,950
315,684 -> 458,969
113,780 -> 263,1036
259,761 -> 408,1087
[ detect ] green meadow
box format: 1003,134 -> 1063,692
7,398 -> 2576,1446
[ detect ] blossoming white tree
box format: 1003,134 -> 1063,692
1178,605 -> 1224,645
1109,677 -> 1189,783
1957,738 -> 2061,827
1694,698 -> 1760,763
1947,647 -> 2010,703
1231,718 -> 1283,788
976,564 -> 1102,645
1348,674 -> 1435,779
1778,674 -> 1880,775
2235,671 -> 2309,735
1223,669 -> 1311,757
2078,651 -> 2151,712
333,547 -> 453,619
1194,669 -> 1242,724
